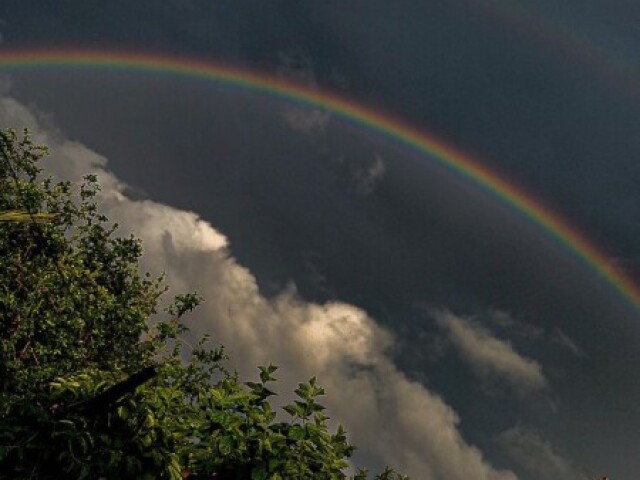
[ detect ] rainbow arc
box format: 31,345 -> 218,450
1,48 -> 638,311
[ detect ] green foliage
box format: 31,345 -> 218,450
0,129 -> 408,479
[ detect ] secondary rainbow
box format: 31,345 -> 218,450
1,48 -> 638,312
472,0 -> 640,102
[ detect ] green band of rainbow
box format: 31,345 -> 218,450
1,49 -> 638,312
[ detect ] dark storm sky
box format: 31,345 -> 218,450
1,2 -> 640,479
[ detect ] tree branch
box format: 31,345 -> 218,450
70,365 -> 157,414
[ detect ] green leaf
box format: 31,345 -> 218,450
219,435 -> 234,456
287,425 -> 305,441
268,458 -> 282,472
283,403 -> 304,418
251,466 -> 267,480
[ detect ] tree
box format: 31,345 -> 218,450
0,128 -> 408,479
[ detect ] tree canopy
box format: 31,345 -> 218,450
0,128 -> 408,479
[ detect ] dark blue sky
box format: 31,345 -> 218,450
1,2 -> 639,479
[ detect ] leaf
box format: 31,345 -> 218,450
287,425 -> 305,441
251,466 -> 267,480
218,435 -> 233,456
144,412 -> 156,428
166,454 -> 183,480
117,405 -> 129,420
282,404 -> 301,418
268,458 -> 282,472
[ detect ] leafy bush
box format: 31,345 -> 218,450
0,129 -> 407,479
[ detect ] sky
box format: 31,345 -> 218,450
1,1 -> 640,479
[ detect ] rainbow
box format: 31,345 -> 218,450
1,48 -> 638,312
470,0 -> 640,102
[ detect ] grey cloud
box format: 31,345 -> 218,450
487,310 -> 544,340
1,95 -> 517,480
495,425 -> 582,480
489,311 -> 585,358
277,48 -> 317,86
435,311 -> 548,393
0,76 -> 12,96
277,48 -> 331,136
352,154 -> 386,195
281,107 -> 330,135
550,327 -> 586,358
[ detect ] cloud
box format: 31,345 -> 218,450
495,425 -> 582,480
281,107 -> 331,135
489,310 -> 585,358
1,94 -> 517,480
549,327 -> 586,358
435,311 -> 548,393
277,48 -> 317,86
0,76 -> 12,96
487,310 -> 544,340
352,154 -> 386,195
276,48 -> 331,135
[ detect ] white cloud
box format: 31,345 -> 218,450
1,94 -> 517,480
435,311 -> 547,393
495,425 -> 582,479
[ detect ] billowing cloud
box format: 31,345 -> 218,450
1,94 -> 517,480
495,425 -> 582,480
435,311 -> 547,393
